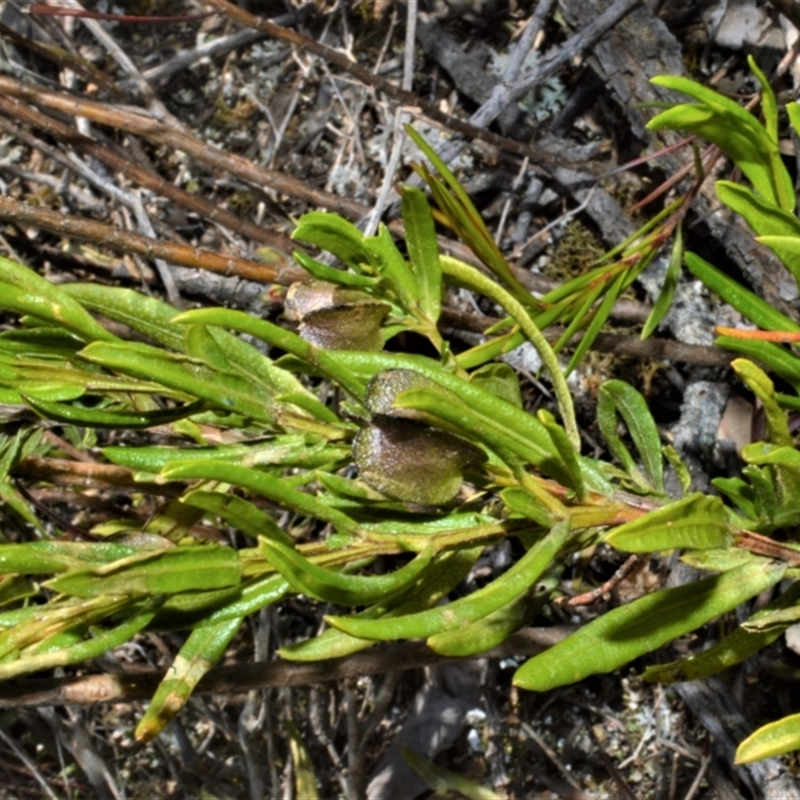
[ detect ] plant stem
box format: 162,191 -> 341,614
441,255 -> 580,452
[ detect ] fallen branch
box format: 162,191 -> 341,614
0,627 -> 572,709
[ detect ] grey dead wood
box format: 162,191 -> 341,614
415,14 -> 521,133
673,676 -> 800,800
365,662 -> 485,800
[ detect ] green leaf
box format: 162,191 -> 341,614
405,125 -> 535,306
642,224 -> 683,338
513,558 -> 786,691
326,523 -> 572,641
291,212 -> 371,272
402,186 -> 441,324
787,101 -> 800,142
426,571 -> 558,656
180,489 -> 292,546
23,395 -> 204,429
539,409 -> 585,501
293,251 -> 378,288
135,616 -> 244,743
80,342 -> 275,423
606,493 -> 730,552
748,55 -> 779,143
716,335 -> 800,393
365,224 -> 419,311
712,476 -> 757,520
0,598 -> 161,682
261,539 -> 433,606
161,460 -> 360,534
0,257 -> 119,343
402,749 -> 501,800
45,546 -> 242,597
732,359 -> 792,446
280,546 -> 482,661
685,251 -> 800,333
648,75 -> 793,210
643,579 -> 800,684
716,183 -> 800,283
0,541 -> 144,574
62,283 -> 187,349
469,363 -> 523,408
597,380 -> 664,492
737,713 -> 800,763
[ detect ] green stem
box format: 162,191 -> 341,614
441,255 -> 580,452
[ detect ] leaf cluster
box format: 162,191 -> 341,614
0,99 -> 800,770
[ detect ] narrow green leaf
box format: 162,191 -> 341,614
292,212 -> 371,271
716,336 -> 800,393
0,541 -> 142,574
737,713 -> 800,763
135,616 -> 244,743
0,598 -> 160,682
23,395 -> 204,429
62,283 -> 186,349
649,75 -> 792,210
597,380 -> 664,492
45,546 -> 242,597
80,342 -> 275,423
171,307 -> 368,402
732,359 -> 792,446
787,102 -> 800,142
565,268 -> 630,375
513,559 -> 786,691
326,523 -> 572,641
262,539 -> 433,606
539,410 -> 585,500
402,749 -> 500,800
161,460 -> 360,534
749,55 -> 779,143
606,493 -> 730,552
402,186 -> 441,323
280,546 -> 482,661
405,125 -> 535,305
0,257 -> 118,343
685,251 -> 800,333
427,572 -> 558,656
643,579 -> 800,684
293,251 -> 378,288
181,489 -> 292,546
642,225 -> 683,338
365,224 -> 419,311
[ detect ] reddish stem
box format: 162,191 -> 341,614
29,4 -> 216,23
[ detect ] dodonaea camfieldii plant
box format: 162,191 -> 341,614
1,60 -> 800,766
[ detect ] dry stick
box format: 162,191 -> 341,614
200,0 -> 601,172
563,554 -> 645,606
363,0 -> 418,236
0,627 -> 572,710
0,194 -> 305,285
475,0 -> 556,123
470,0 -> 641,130
0,93 -> 295,254
0,77 -> 565,281
0,115 -> 136,210
0,75 -> 369,223
0,77 -> 551,297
